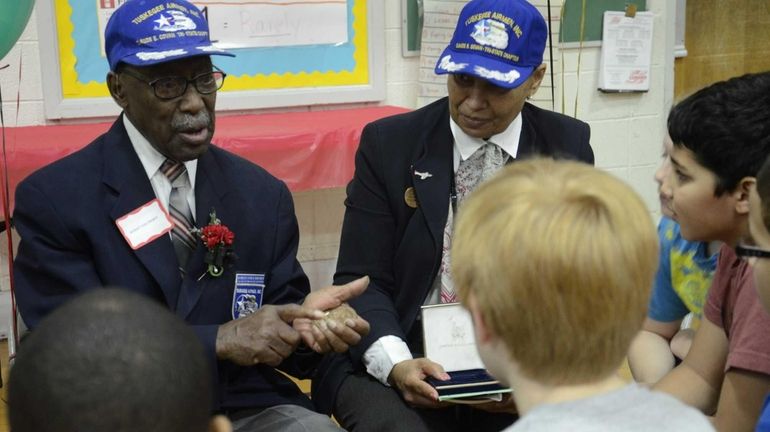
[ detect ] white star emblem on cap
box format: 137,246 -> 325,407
154,14 -> 171,28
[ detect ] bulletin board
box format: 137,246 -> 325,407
559,0 -> 646,45
36,0 -> 385,119
401,0 -> 422,57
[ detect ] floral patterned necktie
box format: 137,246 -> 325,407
439,142 -> 509,303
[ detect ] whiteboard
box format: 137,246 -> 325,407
36,0 -> 385,120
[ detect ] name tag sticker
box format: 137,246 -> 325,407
115,199 -> 174,250
232,273 -> 265,319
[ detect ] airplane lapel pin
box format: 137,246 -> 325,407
414,170 -> 433,180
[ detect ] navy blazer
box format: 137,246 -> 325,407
14,117 -> 317,412
312,98 -> 594,413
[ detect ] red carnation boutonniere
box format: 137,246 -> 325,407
194,209 -> 235,277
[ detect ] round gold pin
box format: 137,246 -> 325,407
404,187 -> 418,208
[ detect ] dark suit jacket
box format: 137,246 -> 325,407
14,117 -> 317,412
312,98 -> 593,413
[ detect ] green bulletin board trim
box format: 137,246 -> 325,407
402,0 -> 422,56
559,0 -> 646,43
405,0 -> 421,52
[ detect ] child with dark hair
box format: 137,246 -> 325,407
628,135 -> 719,384
739,154 -> 770,431
9,289 -> 232,432
653,71 -> 770,432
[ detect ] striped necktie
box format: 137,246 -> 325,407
439,142 -> 509,303
160,159 -> 197,275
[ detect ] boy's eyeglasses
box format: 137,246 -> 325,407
736,245 -> 770,259
120,66 -> 226,100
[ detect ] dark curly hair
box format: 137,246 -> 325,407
668,71 -> 770,196
9,289 -> 213,432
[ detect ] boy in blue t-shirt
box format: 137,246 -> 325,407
650,217 -> 717,324
628,137 -> 719,384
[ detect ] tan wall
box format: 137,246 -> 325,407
675,1 -> 770,101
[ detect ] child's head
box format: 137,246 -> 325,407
8,289 -> 227,432
747,156 -> 770,312
452,159 -> 658,386
667,71 -> 770,243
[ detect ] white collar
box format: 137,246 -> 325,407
450,113 -> 523,162
123,115 -> 198,186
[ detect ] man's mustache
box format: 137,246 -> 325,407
172,111 -> 211,131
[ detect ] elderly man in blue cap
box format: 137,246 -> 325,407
12,0 -> 370,430
312,0 -> 594,430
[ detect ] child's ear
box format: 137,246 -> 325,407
735,176 -> 756,215
467,294 -> 495,344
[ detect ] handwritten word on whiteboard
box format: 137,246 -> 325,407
203,0 -> 349,49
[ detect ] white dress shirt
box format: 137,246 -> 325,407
123,115 -> 198,224
362,113 -> 523,385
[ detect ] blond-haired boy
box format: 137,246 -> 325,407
452,159 -> 713,431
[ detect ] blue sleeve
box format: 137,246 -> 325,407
756,395 -> 770,432
648,218 -> 691,322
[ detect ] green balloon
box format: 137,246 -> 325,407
0,0 -> 36,61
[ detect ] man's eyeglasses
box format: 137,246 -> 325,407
120,66 -> 226,100
736,244 -> 770,259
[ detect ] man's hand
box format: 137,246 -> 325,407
294,277 -> 371,353
216,304 -> 324,366
304,276 -> 369,310
305,303 -> 370,353
388,358 -> 450,409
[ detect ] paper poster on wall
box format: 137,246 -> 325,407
38,0 -> 384,118
598,11 -> 653,92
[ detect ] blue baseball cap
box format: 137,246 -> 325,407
104,0 -> 235,71
435,0 -> 547,89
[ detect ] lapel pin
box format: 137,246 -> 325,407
414,170 -> 433,180
404,187 -> 419,208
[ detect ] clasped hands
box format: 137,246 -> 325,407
216,276 -> 370,366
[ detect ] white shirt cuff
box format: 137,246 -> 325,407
362,335 -> 413,386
